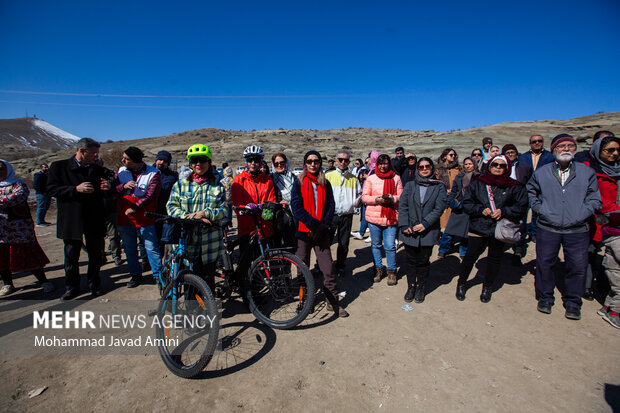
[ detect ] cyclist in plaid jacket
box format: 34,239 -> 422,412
166,144 -> 227,292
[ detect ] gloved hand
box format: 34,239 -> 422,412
311,223 -> 332,242
245,203 -> 261,211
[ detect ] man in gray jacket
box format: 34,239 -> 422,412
527,134 -> 602,320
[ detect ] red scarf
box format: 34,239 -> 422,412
298,173 -> 325,233
375,168 -> 397,224
476,156 -> 521,188
191,173 -> 209,184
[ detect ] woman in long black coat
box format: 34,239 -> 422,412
398,157 -> 447,303
456,155 -> 527,303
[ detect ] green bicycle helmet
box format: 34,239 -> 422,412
186,144 -> 212,160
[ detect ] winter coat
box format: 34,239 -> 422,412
398,181 -> 447,247
518,149 -> 554,171
290,178 -> 335,241
33,171 -> 48,195
47,156 -> 110,240
361,173 -> 403,226
527,161 -> 602,234
156,166 -> 179,215
463,179 -> 528,237
444,174 -> 470,238
231,171 -> 277,237
511,160 -> 533,185
325,168 -> 361,215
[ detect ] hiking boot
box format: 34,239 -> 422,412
127,275 -> 141,288
386,269 -> 397,286
480,285 -> 492,303
373,267 -> 383,283
456,283 -> 466,301
537,301 -> 552,314
602,310 -> 620,329
350,231 -> 363,240
583,288 -> 595,301
404,285 -> 415,303
0,284 -> 15,296
565,306 -> 581,320
414,285 -> 425,303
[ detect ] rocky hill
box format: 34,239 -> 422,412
0,117 -> 79,160
7,111 -> 620,184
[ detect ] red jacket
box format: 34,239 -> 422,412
585,161 -> 620,241
231,171 -> 276,237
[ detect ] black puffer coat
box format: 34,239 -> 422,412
462,179 -> 527,237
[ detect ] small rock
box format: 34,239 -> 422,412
28,386 -> 47,398
319,360 -> 325,365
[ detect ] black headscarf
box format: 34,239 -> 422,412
414,157 -> 443,187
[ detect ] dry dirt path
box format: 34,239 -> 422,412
1,211 -> 618,412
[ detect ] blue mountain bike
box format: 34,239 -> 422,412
145,212 -> 219,379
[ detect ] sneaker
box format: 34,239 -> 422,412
583,288 -> 595,301
602,311 -> 620,329
597,306 -> 609,316
61,289 -> 80,301
537,301 -> 552,314
565,306 -> 581,320
364,237 -> 372,243
114,257 -> 123,266
0,284 -> 15,296
41,282 -> 55,293
350,231 -> 363,240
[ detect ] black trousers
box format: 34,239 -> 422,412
459,235 -> 505,287
63,234 -> 103,292
404,245 -> 433,286
331,214 -> 353,269
192,259 -> 217,294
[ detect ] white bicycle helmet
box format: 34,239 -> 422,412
243,145 -> 265,159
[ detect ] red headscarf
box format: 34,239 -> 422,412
374,154 -> 398,224
477,155 -> 521,188
298,172 -> 325,233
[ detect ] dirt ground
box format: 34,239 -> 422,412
0,207 -> 618,413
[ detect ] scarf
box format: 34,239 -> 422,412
369,150 -> 380,173
298,173 -> 325,233
191,173 -> 209,184
0,160 -> 20,187
414,163 -> 443,187
436,158 -> 461,187
375,167 -> 397,224
476,155 -> 521,188
590,138 -> 620,178
460,171 -> 479,199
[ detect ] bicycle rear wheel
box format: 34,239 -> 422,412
155,273 -> 219,378
246,251 -> 315,329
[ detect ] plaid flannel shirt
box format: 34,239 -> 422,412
166,178 -> 227,264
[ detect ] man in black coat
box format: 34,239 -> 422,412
503,144 -> 533,260
47,138 -> 112,300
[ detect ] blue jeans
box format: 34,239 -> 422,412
438,233 -> 468,256
36,194 -> 51,224
118,225 -> 162,280
359,204 -> 368,236
368,223 -> 397,270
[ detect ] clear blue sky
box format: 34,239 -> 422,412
1,0 -> 619,141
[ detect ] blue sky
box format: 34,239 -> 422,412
1,0 -> 619,141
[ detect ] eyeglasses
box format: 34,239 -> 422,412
246,157 -> 262,164
602,147 -> 620,154
274,161 -> 286,167
555,144 -> 576,151
472,153 -> 482,157
189,156 -> 211,164
447,153 -> 455,157
490,162 -> 507,169
417,164 -> 432,170
305,159 -> 321,165
504,150 -> 517,155
531,140 -> 543,144
337,158 -> 350,163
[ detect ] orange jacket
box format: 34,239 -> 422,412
231,171 -> 277,236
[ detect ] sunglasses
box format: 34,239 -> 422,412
447,153 -> 455,157
189,156 -> 211,164
531,140 -> 543,144
337,158 -> 350,163
602,147 -> 620,154
246,157 -> 262,164
274,161 -> 286,167
417,164 -> 432,170
472,153 -> 482,157
305,159 -> 321,165
490,162 -> 507,169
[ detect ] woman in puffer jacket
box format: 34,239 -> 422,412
362,154 -> 403,285
456,155 -> 527,303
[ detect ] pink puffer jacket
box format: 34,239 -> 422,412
362,173 -> 403,226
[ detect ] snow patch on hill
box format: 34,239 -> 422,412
32,119 -> 79,142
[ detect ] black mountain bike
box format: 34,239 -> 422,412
145,212 -> 219,379
216,202 -> 315,329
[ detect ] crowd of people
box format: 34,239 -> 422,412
1,131 -> 619,328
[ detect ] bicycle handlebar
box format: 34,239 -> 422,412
233,201 -> 284,216
144,211 -> 216,228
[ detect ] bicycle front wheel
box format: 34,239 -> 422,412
246,251 -> 315,329
155,273 -> 219,378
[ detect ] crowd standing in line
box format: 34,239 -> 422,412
3,131 -> 620,329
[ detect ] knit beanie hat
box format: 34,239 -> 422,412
124,146 -> 144,163
501,144 -> 518,154
155,150 -> 172,163
303,150 -> 322,167
550,134 -> 576,152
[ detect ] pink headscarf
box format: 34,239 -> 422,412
369,150 -> 380,173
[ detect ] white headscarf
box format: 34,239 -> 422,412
0,159 -> 20,187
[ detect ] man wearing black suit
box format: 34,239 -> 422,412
47,138 -> 112,300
